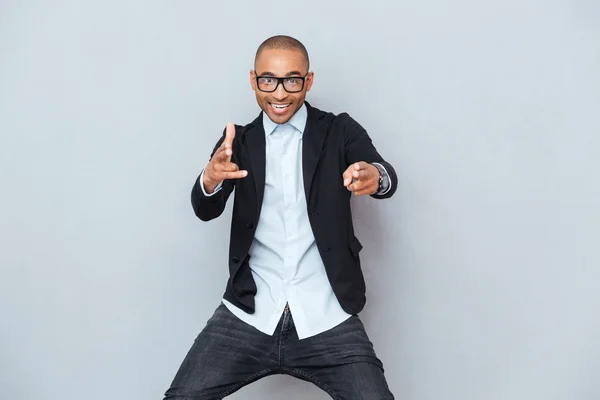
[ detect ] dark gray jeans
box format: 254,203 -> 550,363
163,303 -> 394,399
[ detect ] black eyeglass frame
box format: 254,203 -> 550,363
254,73 -> 309,93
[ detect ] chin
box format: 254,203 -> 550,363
268,113 -> 292,124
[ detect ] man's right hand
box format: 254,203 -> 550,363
203,122 -> 248,194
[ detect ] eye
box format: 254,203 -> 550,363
259,77 -> 274,84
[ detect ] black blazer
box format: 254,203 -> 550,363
191,102 -> 398,315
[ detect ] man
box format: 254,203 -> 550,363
164,35 -> 398,399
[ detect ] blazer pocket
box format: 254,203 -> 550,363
348,235 -> 363,257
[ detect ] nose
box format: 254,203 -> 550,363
272,83 -> 287,100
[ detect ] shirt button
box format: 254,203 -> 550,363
287,204 -> 293,209
289,229 -> 295,236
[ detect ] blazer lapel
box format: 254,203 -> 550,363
302,103 -> 328,204
244,114 -> 266,213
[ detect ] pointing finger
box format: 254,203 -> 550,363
224,123 -> 236,148
217,123 -> 235,162
343,166 -> 354,186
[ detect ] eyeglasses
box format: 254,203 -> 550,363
255,73 -> 308,93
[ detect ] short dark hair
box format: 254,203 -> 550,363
254,35 -> 310,71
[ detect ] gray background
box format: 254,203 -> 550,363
1,0 -> 599,399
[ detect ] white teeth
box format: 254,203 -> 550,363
272,104 -> 289,109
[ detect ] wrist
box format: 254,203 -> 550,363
202,172 -> 220,194
372,163 -> 389,195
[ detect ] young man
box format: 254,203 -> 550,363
164,35 -> 398,400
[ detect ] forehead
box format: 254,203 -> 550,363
255,49 -> 308,75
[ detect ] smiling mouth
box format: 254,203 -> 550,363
269,103 -> 291,114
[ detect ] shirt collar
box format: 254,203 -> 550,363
262,102 -> 308,137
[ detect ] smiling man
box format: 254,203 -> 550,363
163,35 -> 398,400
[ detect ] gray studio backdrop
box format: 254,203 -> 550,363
1,1 -> 599,399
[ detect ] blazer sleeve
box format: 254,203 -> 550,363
341,114 -> 398,200
191,128 -> 237,221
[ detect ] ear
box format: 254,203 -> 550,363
305,71 -> 315,92
250,70 -> 257,90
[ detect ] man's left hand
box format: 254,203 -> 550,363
343,162 -> 380,196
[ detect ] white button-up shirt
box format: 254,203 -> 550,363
201,104 -> 351,339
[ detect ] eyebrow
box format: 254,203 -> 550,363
257,70 -> 305,77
